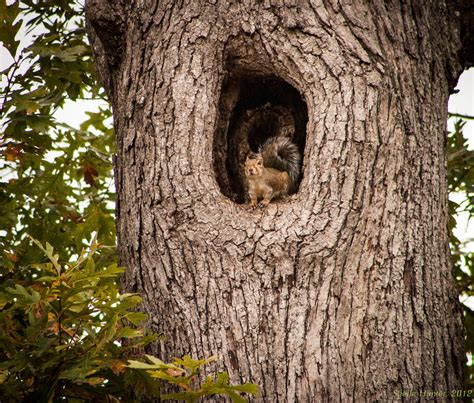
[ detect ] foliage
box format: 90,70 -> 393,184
0,0 -> 258,401
129,355 -> 259,403
0,0 -> 115,269
0,236 -> 159,401
0,237 -> 258,401
447,114 -> 474,388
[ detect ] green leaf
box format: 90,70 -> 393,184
145,354 -> 167,366
0,1 -> 21,55
29,237 -> 61,274
124,311 -> 148,326
116,327 -> 143,339
5,284 -> 41,303
127,360 -> 162,370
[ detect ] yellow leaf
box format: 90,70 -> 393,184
166,368 -> 185,377
110,360 -> 127,376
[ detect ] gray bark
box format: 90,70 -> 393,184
86,1 -> 472,401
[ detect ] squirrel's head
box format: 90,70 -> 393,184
244,153 -> 264,177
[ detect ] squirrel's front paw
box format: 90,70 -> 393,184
259,199 -> 270,208
250,200 -> 258,208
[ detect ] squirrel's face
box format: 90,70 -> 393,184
244,154 -> 264,177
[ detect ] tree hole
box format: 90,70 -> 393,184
214,73 -> 308,204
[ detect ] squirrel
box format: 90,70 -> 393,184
244,136 -> 301,207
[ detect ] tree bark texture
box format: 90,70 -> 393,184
86,1 -> 472,401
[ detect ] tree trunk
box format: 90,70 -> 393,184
86,1 -> 472,400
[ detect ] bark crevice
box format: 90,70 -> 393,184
85,1 -> 467,400
214,70 -> 308,203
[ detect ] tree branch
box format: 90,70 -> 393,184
454,0 -> 474,69
84,0 -> 129,98
449,112 -> 474,120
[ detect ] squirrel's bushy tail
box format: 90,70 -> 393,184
260,136 -> 301,191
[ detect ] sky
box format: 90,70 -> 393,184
448,69 -> 474,145
448,69 -> 474,245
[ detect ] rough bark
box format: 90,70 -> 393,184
86,1 -> 472,401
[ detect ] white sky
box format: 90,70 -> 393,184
448,69 -> 474,158
448,69 -> 474,245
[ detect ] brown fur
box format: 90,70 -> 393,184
244,154 -> 290,207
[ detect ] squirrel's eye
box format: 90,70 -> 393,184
257,160 -> 262,166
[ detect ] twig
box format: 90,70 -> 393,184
448,112 -> 474,120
